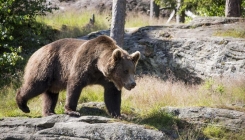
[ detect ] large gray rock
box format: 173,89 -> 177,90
0,115 -> 167,140
162,107 -> 245,132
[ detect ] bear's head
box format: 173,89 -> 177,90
106,49 -> 140,91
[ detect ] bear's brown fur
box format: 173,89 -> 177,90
16,35 -> 140,117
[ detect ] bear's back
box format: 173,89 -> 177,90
23,38 -> 87,89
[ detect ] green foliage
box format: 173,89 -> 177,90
243,1 -> 245,17
0,0 -> 57,76
186,0 -> 225,16
155,0 -> 244,17
155,0 -> 176,9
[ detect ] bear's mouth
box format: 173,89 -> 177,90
124,86 -> 132,91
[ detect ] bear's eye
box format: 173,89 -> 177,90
124,70 -> 129,74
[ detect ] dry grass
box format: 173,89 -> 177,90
214,23 -> 245,39
1,75 -> 244,118
36,9 -> 168,40
36,10 -> 110,39
125,12 -> 168,28
1,74 -> 244,139
0,76 -> 245,117
122,75 -> 245,116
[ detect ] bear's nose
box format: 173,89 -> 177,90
130,82 -> 136,88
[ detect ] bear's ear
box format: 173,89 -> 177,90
130,51 -> 141,65
112,49 -> 122,62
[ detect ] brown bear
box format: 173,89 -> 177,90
16,35 -> 140,117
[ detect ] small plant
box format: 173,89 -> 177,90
215,84 -> 225,95
203,78 -> 225,95
203,78 -> 214,91
203,125 -> 226,139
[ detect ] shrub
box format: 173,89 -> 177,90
0,0 -> 57,76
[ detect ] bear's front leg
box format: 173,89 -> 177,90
104,82 -> 121,118
65,82 -> 83,117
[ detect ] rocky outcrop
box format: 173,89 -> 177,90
162,106 -> 245,132
1,105 -> 245,139
80,17 -> 245,83
0,115 -> 167,140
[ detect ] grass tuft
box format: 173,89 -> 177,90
214,23 -> 245,39
203,125 -> 226,139
137,108 -> 179,130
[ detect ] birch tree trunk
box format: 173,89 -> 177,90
225,0 -> 241,17
110,0 -> 126,47
176,0 -> 185,23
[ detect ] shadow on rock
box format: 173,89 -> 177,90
77,102 -> 109,117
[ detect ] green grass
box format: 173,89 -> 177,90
203,125 -> 226,139
137,107 -> 180,130
203,125 -> 245,140
79,85 -> 104,103
36,10 -> 110,39
36,10 -> 166,40
1,75 -> 245,136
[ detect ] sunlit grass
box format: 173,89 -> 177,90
125,13 -> 167,28
36,10 -> 110,39
36,10 -> 167,40
215,29 -> 245,38
214,23 -> 245,39
79,85 -> 104,103
122,75 -> 245,115
1,75 -> 245,118
1,74 -> 245,139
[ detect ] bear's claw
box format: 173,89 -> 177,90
65,110 -> 80,117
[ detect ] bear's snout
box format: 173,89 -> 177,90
130,82 -> 136,89
124,81 -> 136,90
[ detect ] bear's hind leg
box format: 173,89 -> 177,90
42,90 -> 59,117
16,82 -> 48,114
16,90 -> 30,113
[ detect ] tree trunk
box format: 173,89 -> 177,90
110,0 -> 126,47
150,0 -> 160,20
176,0 -> 185,23
225,0 -> 241,17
